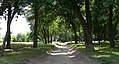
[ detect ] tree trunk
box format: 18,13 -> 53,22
43,27 -> 47,44
83,26 -> 94,50
6,22 -> 11,49
71,0 -> 94,50
6,5 -> 12,49
47,29 -> 50,44
85,0 -> 92,31
33,0 -> 38,48
108,5 -> 115,48
85,0 -> 94,50
97,33 -> 101,45
104,24 -> 107,42
51,35 -> 52,43
0,1 -> 17,56
74,30 -> 78,44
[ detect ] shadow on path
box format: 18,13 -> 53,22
25,43 -> 100,64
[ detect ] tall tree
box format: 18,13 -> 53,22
6,5 -> 12,49
108,4 -> 115,47
33,0 -> 39,47
0,0 -> 19,56
71,0 -> 94,50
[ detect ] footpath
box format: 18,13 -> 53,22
25,43 -> 101,64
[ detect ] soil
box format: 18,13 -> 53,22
25,43 -> 101,64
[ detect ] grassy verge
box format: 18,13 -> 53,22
68,42 -> 119,64
0,43 -> 54,64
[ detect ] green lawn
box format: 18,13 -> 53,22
0,42 -> 54,64
69,41 -> 119,64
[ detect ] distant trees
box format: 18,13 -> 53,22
11,33 -> 33,42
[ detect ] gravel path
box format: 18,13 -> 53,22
25,43 -> 101,64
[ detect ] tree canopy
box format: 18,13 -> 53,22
1,0 -> 119,56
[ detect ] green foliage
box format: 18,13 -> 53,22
11,33 -> 32,42
92,0 -> 119,41
16,33 -> 27,42
11,36 -> 17,42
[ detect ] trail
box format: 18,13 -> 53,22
25,43 -> 100,64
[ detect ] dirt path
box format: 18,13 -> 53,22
25,43 -> 100,64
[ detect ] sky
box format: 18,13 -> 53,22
0,15 -> 30,37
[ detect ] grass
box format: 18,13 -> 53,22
68,41 -> 119,64
68,42 -> 85,51
0,42 -> 54,64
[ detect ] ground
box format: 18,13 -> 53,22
25,43 -> 101,64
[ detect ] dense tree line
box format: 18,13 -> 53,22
0,0 -> 119,56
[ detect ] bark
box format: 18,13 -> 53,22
74,29 -> 78,44
71,0 -> 94,50
85,0 -> 94,50
97,34 -> 101,45
83,26 -> 94,50
51,35 -> 52,43
6,5 -> 12,49
85,0 -> 92,31
97,32 -> 102,45
108,5 -> 115,48
43,27 -> 47,44
33,0 -> 38,48
47,29 -> 50,44
0,31 -> 8,56
104,24 -> 107,42
78,30 -> 80,43
6,21 -> 11,49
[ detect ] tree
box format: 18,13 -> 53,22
25,1 -> 58,44
6,5 -> 12,49
108,4 -> 115,48
32,0 -> 39,47
92,0 -> 104,44
5,0 -> 28,48
0,0 -> 28,56
92,0 -> 119,47
70,0 -> 94,50
107,0 -> 119,48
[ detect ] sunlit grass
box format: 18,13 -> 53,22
68,42 -> 85,51
68,41 -> 119,64
0,42 -> 54,64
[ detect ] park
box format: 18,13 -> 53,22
0,0 -> 119,64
